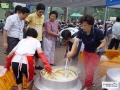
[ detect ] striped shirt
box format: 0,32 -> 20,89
4,14 -> 24,40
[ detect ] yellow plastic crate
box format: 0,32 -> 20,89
0,68 -> 11,90
109,56 -> 120,64
98,62 -> 120,78
22,76 -> 29,89
0,79 -> 7,90
5,70 -> 16,87
105,50 -> 120,59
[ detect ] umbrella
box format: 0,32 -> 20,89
70,13 -> 83,17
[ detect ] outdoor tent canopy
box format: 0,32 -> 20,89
106,0 -> 120,8
9,0 -> 106,7
5,0 -> 120,8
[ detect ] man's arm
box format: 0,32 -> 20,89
25,14 -> 32,26
3,16 -> 13,49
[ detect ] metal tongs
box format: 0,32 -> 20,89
64,58 -> 69,70
64,58 -> 70,77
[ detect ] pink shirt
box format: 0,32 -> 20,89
44,20 -> 59,41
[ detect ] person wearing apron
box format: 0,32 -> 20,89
5,28 -> 52,90
67,15 -> 106,90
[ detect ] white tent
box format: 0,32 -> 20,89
70,13 -> 83,17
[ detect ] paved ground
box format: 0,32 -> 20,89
0,32 -> 103,90
0,32 -> 6,66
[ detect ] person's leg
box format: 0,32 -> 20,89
108,38 -> 115,49
6,37 -> 19,54
83,52 -> 100,89
43,37 -> 52,63
114,39 -> 120,50
22,64 -> 33,90
50,40 -> 56,65
18,84 -> 22,90
84,55 -> 94,88
12,62 -> 23,90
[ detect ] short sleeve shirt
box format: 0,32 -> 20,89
77,28 -> 104,52
26,13 -> 44,41
15,37 -> 41,55
44,20 -> 59,41
112,22 -> 120,36
12,37 -> 41,64
4,14 -> 25,40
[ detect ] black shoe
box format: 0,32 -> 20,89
35,66 -> 43,70
50,64 -> 56,66
81,85 -> 85,90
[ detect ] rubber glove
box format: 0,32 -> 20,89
5,56 -> 12,70
96,47 -> 105,56
44,64 -> 52,73
5,52 -> 15,70
38,52 -> 52,73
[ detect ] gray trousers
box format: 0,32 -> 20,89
6,36 -> 19,54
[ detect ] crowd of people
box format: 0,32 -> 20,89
1,3 -> 120,90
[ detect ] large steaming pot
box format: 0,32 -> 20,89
34,66 -> 82,90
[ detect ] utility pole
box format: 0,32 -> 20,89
84,6 -> 94,15
63,7 -> 68,22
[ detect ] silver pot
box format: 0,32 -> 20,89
34,66 -> 82,90
105,68 -> 120,90
106,68 -> 120,82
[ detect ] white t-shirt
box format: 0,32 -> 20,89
112,22 -> 120,35
70,37 -> 84,52
112,22 -> 120,39
4,14 -> 24,40
12,37 -> 41,64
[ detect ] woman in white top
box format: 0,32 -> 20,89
5,28 -> 52,90
60,28 -> 84,57
108,16 -> 120,49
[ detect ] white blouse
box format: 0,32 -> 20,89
12,37 -> 41,64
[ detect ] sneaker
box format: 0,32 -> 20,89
83,88 -> 87,90
81,85 -> 85,90
92,84 -> 95,87
35,66 -> 43,70
50,64 -> 56,66
81,86 -> 93,90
